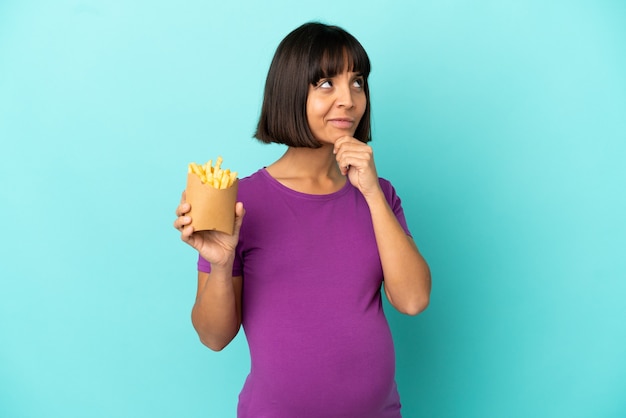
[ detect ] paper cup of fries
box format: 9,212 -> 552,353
186,156 -> 239,235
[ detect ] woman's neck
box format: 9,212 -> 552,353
265,145 -> 346,194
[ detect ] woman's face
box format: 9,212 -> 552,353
306,70 -> 367,145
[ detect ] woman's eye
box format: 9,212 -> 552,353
319,80 -> 332,88
353,78 -> 364,88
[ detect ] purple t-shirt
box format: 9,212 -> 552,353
198,168 -> 411,418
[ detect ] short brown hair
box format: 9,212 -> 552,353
255,22 -> 372,147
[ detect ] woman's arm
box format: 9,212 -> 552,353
192,270 -> 243,351
366,191 -> 431,315
334,137 -> 431,315
174,193 -> 246,350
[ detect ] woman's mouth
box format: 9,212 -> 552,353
328,118 -> 355,129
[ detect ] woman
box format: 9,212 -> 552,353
174,22 -> 431,418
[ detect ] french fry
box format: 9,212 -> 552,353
187,156 -> 238,190
219,169 -> 230,189
189,162 -> 203,177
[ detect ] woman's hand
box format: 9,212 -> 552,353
333,136 -> 382,199
174,191 -> 245,268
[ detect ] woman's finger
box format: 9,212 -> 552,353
175,202 -> 191,217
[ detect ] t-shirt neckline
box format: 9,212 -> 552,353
259,167 -> 352,200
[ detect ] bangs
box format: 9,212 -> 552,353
308,27 -> 371,84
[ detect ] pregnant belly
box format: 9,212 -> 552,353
239,314 -> 399,417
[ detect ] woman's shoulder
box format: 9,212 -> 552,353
236,168 -> 273,199
236,168 -> 261,185
377,176 -> 396,193
238,168 -> 266,184
378,176 -> 393,188
377,176 -> 403,204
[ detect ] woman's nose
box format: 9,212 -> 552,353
336,83 -> 354,108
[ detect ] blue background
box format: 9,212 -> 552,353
1,1 -> 625,417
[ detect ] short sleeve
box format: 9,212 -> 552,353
197,255 -> 210,273
196,245 -> 243,276
380,179 -> 412,237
